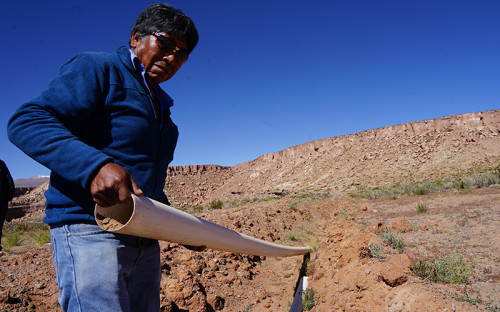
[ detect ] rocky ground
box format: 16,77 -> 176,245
1,185 -> 499,311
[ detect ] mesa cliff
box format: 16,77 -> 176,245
165,110 -> 500,207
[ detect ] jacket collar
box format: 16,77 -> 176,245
117,46 -> 135,71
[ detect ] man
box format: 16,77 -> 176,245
0,159 -> 15,251
8,3 -> 198,311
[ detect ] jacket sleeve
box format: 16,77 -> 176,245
7,53 -> 114,190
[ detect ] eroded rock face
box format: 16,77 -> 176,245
12,182 -> 48,206
165,110 -> 500,208
167,165 -> 230,176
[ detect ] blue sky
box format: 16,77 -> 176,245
1,0 -> 498,179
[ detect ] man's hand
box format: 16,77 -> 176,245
91,163 -> 143,207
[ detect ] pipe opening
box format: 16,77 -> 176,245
95,199 -> 134,232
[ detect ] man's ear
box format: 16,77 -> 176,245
130,30 -> 140,48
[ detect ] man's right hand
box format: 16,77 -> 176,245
90,163 -> 143,207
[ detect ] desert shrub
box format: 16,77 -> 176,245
290,203 -> 297,212
464,172 -> 500,188
30,232 -> 51,246
486,295 -> 499,312
362,188 -> 385,200
286,232 -> 297,241
412,187 -> 429,195
379,229 -> 404,251
179,205 -> 203,213
3,221 -> 49,233
411,254 -> 474,284
455,179 -> 466,189
337,210 -> 350,219
192,205 -> 203,213
208,199 -> 223,210
369,242 -> 383,259
309,239 -> 320,252
416,203 -> 428,213
350,169 -> 500,199
3,233 -> 21,252
302,289 -> 315,310
285,231 -> 309,242
225,200 -> 239,208
261,196 -> 280,202
292,191 -> 330,201
2,220 -> 51,252
453,286 -> 481,305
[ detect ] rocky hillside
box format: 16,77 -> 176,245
165,110 -> 500,208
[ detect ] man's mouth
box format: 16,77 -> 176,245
154,62 -> 170,75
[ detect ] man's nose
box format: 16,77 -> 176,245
163,52 -> 179,63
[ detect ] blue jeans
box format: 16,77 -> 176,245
50,223 -> 161,312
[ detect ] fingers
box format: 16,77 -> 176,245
91,163 -> 142,207
117,184 -> 133,204
129,174 -> 144,197
93,187 -> 119,207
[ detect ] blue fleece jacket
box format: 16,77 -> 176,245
7,47 -> 179,224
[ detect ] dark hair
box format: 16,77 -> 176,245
130,3 -> 199,53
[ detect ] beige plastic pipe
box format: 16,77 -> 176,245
95,194 -> 311,257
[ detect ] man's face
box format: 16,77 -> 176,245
130,31 -> 188,85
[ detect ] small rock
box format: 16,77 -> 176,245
263,298 -> 272,308
365,269 -> 372,275
34,283 -> 45,290
360,204 -> 368,211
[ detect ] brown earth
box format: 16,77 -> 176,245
1,110 -> 499,311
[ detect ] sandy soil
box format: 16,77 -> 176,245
0,186 -> 499,311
